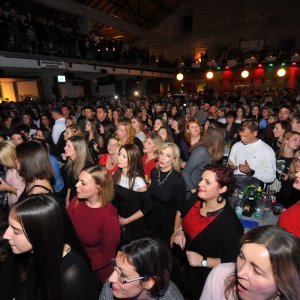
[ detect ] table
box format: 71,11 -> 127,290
240,213 -> 279,231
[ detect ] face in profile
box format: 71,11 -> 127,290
236,243 -> 277,300
76,171 -> 99,200
108,252 -> 152,299
64,140 -> 76,159
3,213 -> 32,254
117,125 -> 127,141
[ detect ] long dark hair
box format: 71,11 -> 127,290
11,194 -> 89,300
113,144 -> 145,190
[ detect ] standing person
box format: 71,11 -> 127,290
98,134 -> 121,175
182,127 -> 226,198
3,194 -> 99,300
228,120 -> 276,189
147,143 -> 186,244
0,141 -> 25,207
16,141 -> 54,202
234,106 -> 246,124
269,120 -> 292,153
68,165 -> 120,284
100,236 -> 184,300
185,118 -> 202,148
85,118 -> 102,163
62,136 -> 93,207
116,122 -> 143,154
158,126 -> 174,143
131,116 -> 146,143
171,164 -> 244,299
142,132 -> 164,182
113,144 -> 151,241
200,225 -> 300,300
51,107 -> 66,145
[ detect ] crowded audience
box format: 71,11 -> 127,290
1,87 -> 300,300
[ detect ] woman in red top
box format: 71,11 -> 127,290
171,164 -> 243,300
142,132 -> 164,183
68,165 -> 120,284
98,134 -> 121,175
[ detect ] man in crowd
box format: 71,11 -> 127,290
228,119 -> 276,189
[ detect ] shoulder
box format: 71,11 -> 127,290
256,139 -> 275,153
99,280 -> 114,300
134,176 -> 147,190
159,281 -> 184,300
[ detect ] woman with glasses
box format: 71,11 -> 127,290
100,236 -> 184,300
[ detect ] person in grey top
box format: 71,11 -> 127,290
182,127 -> 226,198
99,236 -> 184,300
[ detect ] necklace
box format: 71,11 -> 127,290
157,169 -> 172,186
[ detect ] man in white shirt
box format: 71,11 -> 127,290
228,119 -> 276,188
51,107 -> 66,145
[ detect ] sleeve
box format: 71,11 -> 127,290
200,263 -> 235,300
52,124 -> 59,144
49,156 -> 64,192
99,281 -> 113,300
94,212 -> 120,270
182,147 -> 210,191
67,197 -> 76,219
134,177 -> 147,190
174,175 -> 187,212
139,191 -> 152,216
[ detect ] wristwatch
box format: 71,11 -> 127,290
201,256 -> 208,267
248,169 -> 255,177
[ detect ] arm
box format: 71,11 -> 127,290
119,189 -> 152,226
186,251 -> 221,268
65,188 -> 71,208
170,216 -> 186,249
182,147 -> 210,191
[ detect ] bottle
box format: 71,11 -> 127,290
254,186 -> 263,205
235,192 -> 244,219
254,194 -> 265,219
262,194 -> 272,220
242,189 -> 255,217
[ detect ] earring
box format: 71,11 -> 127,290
217,195 -> 224,203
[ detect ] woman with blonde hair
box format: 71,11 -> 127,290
142,132 -> 164,182
182,127 -> 226,197
0,141 -> 25,207
147,142 -> 186,243
68,165 -> 120,284
277,149 -> 300,208
270,131 -> 300,193
116,122 -> 143,153
131,116 -> 146,143
62,136 -> 93,206
63,124 -> 83,141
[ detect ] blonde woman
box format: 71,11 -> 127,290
147,143 -> 186,243
0,141 -> 25,206
142,132 -> 164,182
277,149 -> 300,208
116,122 -> 143,153
270,131 -> 300,193
63,125 -> 83,141
62,136 -> 93,207
131,116 -> 146,143
68,165 -> 120,284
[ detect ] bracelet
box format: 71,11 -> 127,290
173,228 -> 183,234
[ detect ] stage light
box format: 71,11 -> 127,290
206,71 -> 214,79
176,73 -> 184,81
277,68 -> 286,77
258,64 -> 263,68
114,95 -> 118,99
268,63 -> 274,67
134,91 -> 139,96
217,66 -> 221,71
241,70 -> 249,78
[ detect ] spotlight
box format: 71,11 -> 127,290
241,70 -> 249,78
114,95 -> 118,99
206,71 -> 214,79
134,91 -> 139,96
277,68 -> 286,77
176,73 -> 184,81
